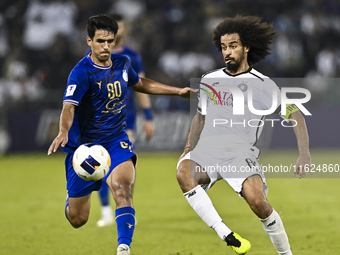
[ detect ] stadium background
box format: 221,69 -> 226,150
0,0 -> 339,153
0,0 -> 339,254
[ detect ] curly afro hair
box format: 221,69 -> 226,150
212,15 -> 276,65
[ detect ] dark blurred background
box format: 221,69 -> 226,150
0,0 -> 339,154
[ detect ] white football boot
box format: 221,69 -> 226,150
96,206 -> 113,227
117,244 -> 130,255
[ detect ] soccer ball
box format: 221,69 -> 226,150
72,144 -> 111,181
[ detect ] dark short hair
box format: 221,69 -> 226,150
110,13 -> 123,22
212,15 -> 276,65
87,14 -> 118,39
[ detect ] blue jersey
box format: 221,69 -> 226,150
118,46 -> 143,74
85,46 -> 144,130
119,47 -> 143,120
62,54 -> 140,153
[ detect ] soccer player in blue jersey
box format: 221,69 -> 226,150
47,14 -> 191,255
94,13 -> 154,228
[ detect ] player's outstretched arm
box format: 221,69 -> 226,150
134,72 -> 155,139
135,92 -> 154,139
179,112 -> 205,161
290,111 -> 311,178
131,77 -> 195,98
47,103 -> 76,155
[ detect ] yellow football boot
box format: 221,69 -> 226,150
225,232 -> 251,254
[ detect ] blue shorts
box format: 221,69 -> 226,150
65,135 -> 137,198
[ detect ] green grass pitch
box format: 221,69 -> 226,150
0,149 -> 339,254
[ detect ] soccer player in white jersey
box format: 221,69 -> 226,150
176,16 -> 311,255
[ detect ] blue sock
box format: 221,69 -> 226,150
99,181 -> 110,206
115,207 -> 135,246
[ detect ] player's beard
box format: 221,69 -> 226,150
96,51 -> 110,62
226,61 -> 241,72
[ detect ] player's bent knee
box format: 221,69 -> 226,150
176,159 -> 191,177
67,213 -> 89,228
176,167 -> 186,183
176,164 -> 188,181
176,165 -> 198,193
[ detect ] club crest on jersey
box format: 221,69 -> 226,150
66,84 -> 77,96
237,83 -> 248,92
122,70 -> 128,82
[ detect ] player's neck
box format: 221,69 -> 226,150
225,62 -> 250,75
90,53 -> 112,67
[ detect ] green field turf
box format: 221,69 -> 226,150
0,149 -> 339,254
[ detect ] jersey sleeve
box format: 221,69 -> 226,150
261,78 -> 281,111
131,53 -> 144,74
197,78 -> 208,115
126,57 -> 140,87
262,79 -> 299,120
63,67 -> 89,106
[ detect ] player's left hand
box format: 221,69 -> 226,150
47,132 -> 68,155
179,87 -> 198,98
178,147 -> 191,162
294,153 -> 311,178
143,120 -> 154,139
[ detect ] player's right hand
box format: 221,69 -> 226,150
179,87 -> 198,98
178,147 -> 191,161
47,132 -> 68,155
294,154 -> 311,178
143,120 -> 154,139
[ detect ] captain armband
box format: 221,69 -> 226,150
279,104 -> 299,121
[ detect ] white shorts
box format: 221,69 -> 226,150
177,145 -> 268,197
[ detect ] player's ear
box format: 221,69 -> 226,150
87,36 -> 92,47
244,45 -> 250,53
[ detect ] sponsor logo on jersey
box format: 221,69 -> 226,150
96,81 -> 102,89
199,82 -> 222,106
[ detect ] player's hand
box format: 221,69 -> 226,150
47,132 -> 68,155
178,147 -> 191,162
294,153 -> 311,178
179,87 -> 198,98
143,120 -> 154,139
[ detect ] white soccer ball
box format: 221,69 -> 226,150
72,144 -> 111,181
